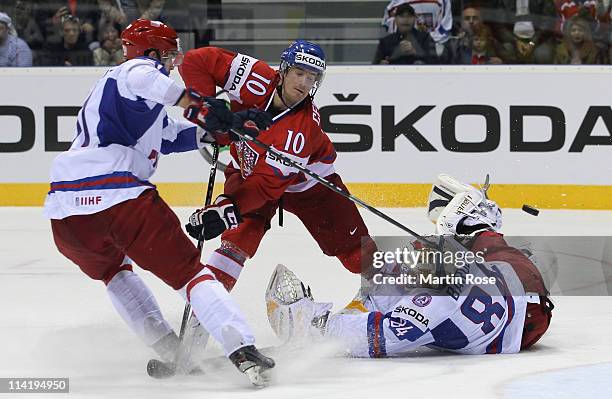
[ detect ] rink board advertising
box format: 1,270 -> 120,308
0,66 -> 611,208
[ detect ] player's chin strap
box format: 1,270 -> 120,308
275,82 -> 301,112
276,84 -> 292,110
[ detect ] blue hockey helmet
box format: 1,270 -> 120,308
279,40 -> 326,94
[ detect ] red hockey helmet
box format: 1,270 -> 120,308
121,19 -> 183,66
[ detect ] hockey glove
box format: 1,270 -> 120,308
185,195 -> 242,240
184,96 -> 235,133
436,190 -> 502,236
427,174 -> 478,224
230,109 -> 274,140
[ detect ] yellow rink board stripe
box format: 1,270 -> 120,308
0,183 -> 612,209
1,183 -> 611,209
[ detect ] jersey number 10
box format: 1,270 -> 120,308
284,130 -> 305,154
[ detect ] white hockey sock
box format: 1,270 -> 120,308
106,270 -> 173,348
182,272 -> 255,356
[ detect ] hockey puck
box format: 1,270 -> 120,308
147,359 -> 177,379
522,204 -> 540,216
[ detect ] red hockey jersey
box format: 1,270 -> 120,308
179,47 -> 337,215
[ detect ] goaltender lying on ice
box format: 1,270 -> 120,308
265,174 -> 554,358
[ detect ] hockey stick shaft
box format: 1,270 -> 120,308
177,88 -> 227,342
147,145 -> 220,380
148,91 -> 226,378
230,127 -> 438,249
177,144 -> 219,342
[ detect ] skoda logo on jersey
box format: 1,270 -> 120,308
412,293 -> 432,307
393,305 -> 430,328
295,52 -> 325,71
229,56 -> 252,92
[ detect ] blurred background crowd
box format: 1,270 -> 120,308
0,0 -> 610,67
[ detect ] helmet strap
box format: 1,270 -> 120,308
276,71 -> 295,111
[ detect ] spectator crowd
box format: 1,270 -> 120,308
0,0 -> 610,67
375,0 -> 612,64
0,0 -> 220,67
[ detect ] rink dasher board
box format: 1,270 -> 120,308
0,65 -> 610,208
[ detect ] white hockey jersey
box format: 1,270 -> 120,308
382,0 -> 453,43
326,259 -> 534,357
44,57 -> 199,219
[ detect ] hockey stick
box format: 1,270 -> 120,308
199,145 -> 230,172
149,89 -> 248,378
147,143 -> 220,379
181,88 -> 228,340
190,90 -> 431,246
182,142 -> 219,334
229,126 -> 439,249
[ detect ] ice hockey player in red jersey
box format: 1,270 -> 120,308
180,40 -> 376,290
265,174 -> 554,357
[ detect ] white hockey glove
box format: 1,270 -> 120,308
427,173 -> 477,224
265,264 -> 332,343
436,190 -> 502,236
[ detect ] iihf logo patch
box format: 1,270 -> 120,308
412,293 -> 432,307
75,195 -> 102,206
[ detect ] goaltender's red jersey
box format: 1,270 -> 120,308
179,47 -> 337,215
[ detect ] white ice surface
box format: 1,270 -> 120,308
1,207 -> 611,399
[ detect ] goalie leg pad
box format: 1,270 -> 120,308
265,264 -> 332,342
270,298 -> 332,342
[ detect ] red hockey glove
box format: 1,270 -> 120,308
185,195 -> 242,240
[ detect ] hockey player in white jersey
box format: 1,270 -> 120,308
43,19 -> 275,386
266,175 -> 553,357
